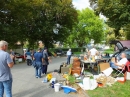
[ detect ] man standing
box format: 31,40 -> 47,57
33,48 -> 43,78
88,46 -> 98,56
0,40 -> 14,97
66,49 -> 72,64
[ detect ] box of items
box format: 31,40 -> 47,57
61,66 -> 69,73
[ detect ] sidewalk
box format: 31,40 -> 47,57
10,57 -> 82,97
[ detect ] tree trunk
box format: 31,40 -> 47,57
114,27 -> 120,37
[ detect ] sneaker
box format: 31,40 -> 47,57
35,76 -> 38,78
38,76 -> 41,78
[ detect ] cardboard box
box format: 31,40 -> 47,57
98,62 -> 110,72
61,67 -> 69,73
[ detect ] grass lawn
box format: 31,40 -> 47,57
73,52 -> 82,54
87,80 -> 130,97
103,49 -> 114,54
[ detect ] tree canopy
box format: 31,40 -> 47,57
64,8 -> 104,47
0,0 -> 78,48
89,0 -> 130,37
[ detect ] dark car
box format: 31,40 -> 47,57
109,40 -> 130,62
55,49 -> 65,56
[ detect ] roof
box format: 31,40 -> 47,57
120,40 -> 130,49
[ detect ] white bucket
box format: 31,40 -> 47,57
83,77 -> 91,90
54,83 -> 60,92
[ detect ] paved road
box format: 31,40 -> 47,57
9,57 -> 82,97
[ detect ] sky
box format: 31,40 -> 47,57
72,0 -> 106,20
72,0 -> 90,10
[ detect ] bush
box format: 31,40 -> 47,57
49,47 -> 86,52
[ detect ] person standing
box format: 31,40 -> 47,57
23,50 -> 26,62
88,46 -> 98,56
42,47 -> 50,74
25,49 -> 32,66
31,49 -> 36,60
66,49 -> 72,64
0,40 -> 14,97
33,48 -> 43,78
10,49 -> 15,64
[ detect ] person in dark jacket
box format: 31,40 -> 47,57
42,47 -> 50,74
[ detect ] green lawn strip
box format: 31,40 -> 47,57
72,52 -> 82,57
73,52 -> 82,54
87,81 -> 130,97
103,49 -> 114,54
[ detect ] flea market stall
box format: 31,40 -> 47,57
42,57 -> 130,96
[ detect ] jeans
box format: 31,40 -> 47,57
35,62 -> 42,78
110,62 -> 118,69
0,79 -> 12,97
27,59 -> 32,66
67,55 -> 71,64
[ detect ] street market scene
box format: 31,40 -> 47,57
0,0 -> 130,97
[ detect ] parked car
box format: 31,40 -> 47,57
14,52 -> 25,61
108,40 -> 130,62
55,49 -> 65,56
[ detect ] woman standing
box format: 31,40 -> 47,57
42,47 -> 50,74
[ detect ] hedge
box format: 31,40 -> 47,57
49,47 -> 86,52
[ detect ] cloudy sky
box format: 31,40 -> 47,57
72,0 -> 90,10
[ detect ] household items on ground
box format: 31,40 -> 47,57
41,57 -> 130,95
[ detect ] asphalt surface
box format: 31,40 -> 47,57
6,57 -> 88,97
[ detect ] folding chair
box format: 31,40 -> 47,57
125,61 -> 130,72
125,61 -> 130,80
115,67 -> 125,77
114,61 -> 130,76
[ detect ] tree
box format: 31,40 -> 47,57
89,0 -> 130,37
0,0 -> 78,48
104,25 -> 115,43
65,8 -> 104,47
124,24 -> 130,40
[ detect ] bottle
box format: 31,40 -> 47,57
51,81 -> 55,88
